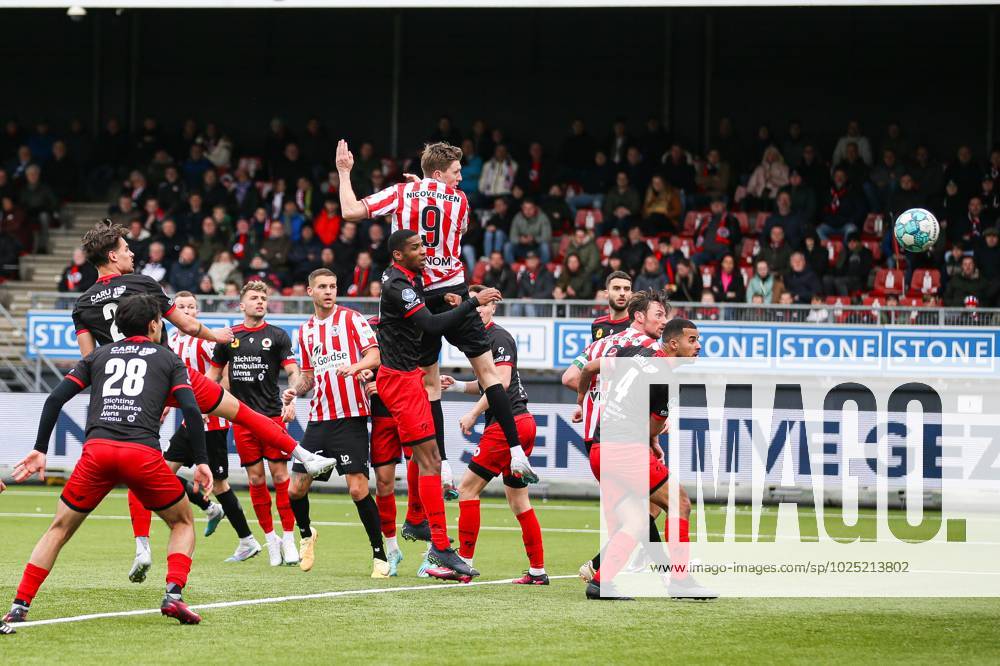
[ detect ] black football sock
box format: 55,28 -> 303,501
216,489 -> 252,539
355,495 -> 387,561
649,514 -> 661,542
290,495 -> 312,539
591,553 -> 601,570
179,476 -> 211,510
483,384 -> 521,451
430,399 -> 447,461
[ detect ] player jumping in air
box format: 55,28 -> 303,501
281,269 -> 389,577
71,221 -> 336,582
578,316 -> 716,601
165,292 -> 261,563
375,229 -> 503,578
440,285 -> 547,584
6,294 -> 213,625
207,281 -> 301,567
336,140 -> 538,489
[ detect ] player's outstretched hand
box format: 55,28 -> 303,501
336,139 -> 354,172
357,368 -> 374,382
192,464 -> 213,497
443,293 -> 462,307
402,172 -> 421,184
212,327 -> 234,344
440,374 -> 456,390
472,287 -> 502,306
281,388 -> 297,406
13,451 -> 46,483
571,405 -> 583,423
458,411 -> 477,436
335,363 -> 360,377
281,401 -> 296,423
364,381 -> 378,399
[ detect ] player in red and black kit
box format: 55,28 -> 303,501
209,281 -> 301,568
71,221 -> 335,582
440,285 -> 547,584
577,317 -> 716,601
376,229 -> 503,578
591,270 -> 633,342
6,294 -> 211,625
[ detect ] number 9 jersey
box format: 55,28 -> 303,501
65,336 -> 192,451
361,178 -> 469,290
72,273 -> 176,346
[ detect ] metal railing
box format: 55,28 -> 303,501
0,301 -> 57,392
25,291 -> 1000,327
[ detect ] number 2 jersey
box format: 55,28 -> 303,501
168,331 -> 229,431
65,336 -> 191,450
72,273 -> 175,346
297,305 -> 378,421
362,178 -> 469,290
211,322 -> 295,417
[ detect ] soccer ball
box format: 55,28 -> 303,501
893,208 -> 939,253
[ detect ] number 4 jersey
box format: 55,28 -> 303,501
65,336 -> 191,450
362,178 -> 469,290
72,272 -> 176,346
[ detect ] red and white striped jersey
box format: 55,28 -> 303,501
361,178 -> 469,290
579,326 -> 660,441
298,305 -> 379,421
167,330 -> 229,431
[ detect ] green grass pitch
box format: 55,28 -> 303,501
1,487 -> 999,664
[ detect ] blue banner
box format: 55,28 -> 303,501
26,310 -> 1000,370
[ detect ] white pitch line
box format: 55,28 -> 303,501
0,512 -> 602,534
0,490 -> 599,511
15,575 -> 579,629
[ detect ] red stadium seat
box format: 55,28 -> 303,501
556,235 -> 573,261
821,239 -> 844,267
824,296 -> 853,323
862,240 -> 882,262
574,209 -> 603,230
753,212 -> 769,235
873,268 -> 905,295
730,211 -> 750,235
862,213 -> 887,239
596,235 -> 623,263
471,260 -> 488,285
909,268 -> 941,296
739,237 -> 757,265
681,211 -> 704,237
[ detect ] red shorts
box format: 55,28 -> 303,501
370,415 -> 413,467
588,442 -> 669,493
165,369 -> 225,415
61,439 -> 185,513
469,413 -> 536,486
375,367 -> 435,446
234,415 -> 292,466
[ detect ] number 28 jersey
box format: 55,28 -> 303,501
72,273 -> 175,346
362,178 -> 469,290
66,336 -> 191,450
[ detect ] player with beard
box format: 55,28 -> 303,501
208,282 -> 301,567
591,271 -> 633,342
281,269 -> 387,577
70,221 -> 336,583
577,317 -> 716,601
337,140 -> 537,488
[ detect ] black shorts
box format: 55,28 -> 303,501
417,284 -> 492,367
164,426 -> 231,480
293,416 -> 370,481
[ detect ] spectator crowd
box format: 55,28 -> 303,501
1,113 -> 998,317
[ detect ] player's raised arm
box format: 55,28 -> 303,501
166,308 -> 233,345
336,139 -> 368,221
409,288 -> 501,336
